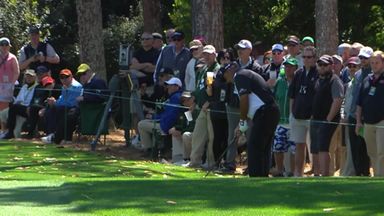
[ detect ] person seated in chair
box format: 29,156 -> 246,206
41,69 -> 82,145
3,69 -> 37,139
137,77 -> 183,155
75,63 -> 108,104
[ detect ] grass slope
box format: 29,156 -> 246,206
0,140 -> 383,216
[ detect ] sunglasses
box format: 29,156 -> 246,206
302,55 -> 314,59
272,52 -> 282,55
287,43 -> 298,47
173,38 -> 183,42
59,75 -> 70,79
190,48 -> 198,52
141,37 -> 152,41
317,63 -> 329,67
348,64 -> 358,68
223,56 -> 230,60
359,56 -> 369,60
0,43 -> 9,46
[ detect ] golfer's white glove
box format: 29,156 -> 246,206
239,120 -> 248,133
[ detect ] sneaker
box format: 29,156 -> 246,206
0,131 -> 8,139
182,162 -> 201,168
173,160 -> 189,166
131,135 -> 142,150
201,162 -> 217,171
41,133 -> 54,144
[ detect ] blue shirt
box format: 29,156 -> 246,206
349,67 -> 371,119
56,79 -> 83,108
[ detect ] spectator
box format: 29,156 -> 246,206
188,45 -> 220,168
251,41 -> 265,65
263,50 -> 272,65
169,91 -> 198,164
301,36 -> 315,48
185,39 -> 203,91
338,43 -> 352,63
217,48 -> 235,67
0,37 -> 20,137
222,62 -> 280,177
165,28 -> 175,45
2,70 -> 37,139
206,63 -> 228,166
152,32 -> 164,50
346,47 -> 374,176
285,35 -> 303,68
154,30 -> 191,86
350,42 -> 364,57
18,25 -> 60,75
235,39 -> 262,73
76,63 -> 108,103
262,44 -> 285,89
138,77 -> 183,153
272,58 -> 298,177
355,50 -> 384,177
310,55 -> 344,176
41,69 -> 82,145
288,46 -> 318,177
341,56 -> 363,176
27,74 -> 56,138
130,32 -> 160,87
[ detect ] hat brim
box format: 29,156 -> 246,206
190,45 -> 200,49
235,44 -> 249,49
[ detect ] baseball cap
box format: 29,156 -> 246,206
77,63 -> 91,75
221,61 -> 240,74
152,32 -> 163,40
317,55 -> 334,65
41,76 -> 54,87
272,44 -> 284,52
0,37 -> 11,46
283,58 -> 298,66
160,67 -> 174,75
287,35 -> 300,45
189,39 -> 203,49
235,40 -> 252,49
25,69 -> 36,77
203,45 -> 216,54
171,31 -> 185,40
165,77 -> 182,87
302,36 -> 314,44
347,57 -> 360,65
332,55 -> 343,65
36,65 -> 49,74
358,46 -> 374,58
28,25 -> 40,34
181,91 -> 192,98
60,69 -> 72,76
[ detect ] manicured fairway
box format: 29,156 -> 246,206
1,140 -> 383,216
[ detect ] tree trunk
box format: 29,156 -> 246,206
191,0 -> 224,50
142,0 -> 162,33
76,0 -> 106,80
315,0 -> 339,56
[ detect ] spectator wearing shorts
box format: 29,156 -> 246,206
272,57 -> 298,177
288,46 -> 318,177
0,37 -> 20,137
310,55 -> 344,176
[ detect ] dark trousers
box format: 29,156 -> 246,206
348,116 -> 370,176
44,106 -> 57,134
247,104 -> 280,177
26,105 -> 43,135
211,115 -> 228,162
54,106 -> 79,144
6,103 -> 28,135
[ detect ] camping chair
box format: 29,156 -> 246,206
79,102 -> 109,145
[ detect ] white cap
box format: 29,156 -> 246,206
358,46 -> 374,58
165,77 -> 182,88
202,45 -> 216,54
235,39 -> 252,49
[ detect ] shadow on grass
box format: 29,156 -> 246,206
0,178 -> 384,215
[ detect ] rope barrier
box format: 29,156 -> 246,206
8,84 -> 384,129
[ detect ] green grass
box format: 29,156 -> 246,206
1,140 -> 384,216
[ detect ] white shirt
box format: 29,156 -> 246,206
185,58 -> 197,91
14,83 -> 37,106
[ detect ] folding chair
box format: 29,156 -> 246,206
79,102 -> 109,145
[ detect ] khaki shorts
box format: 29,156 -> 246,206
0,107 -> 9,123
289,114 -> 310,143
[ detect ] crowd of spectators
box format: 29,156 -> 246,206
1,25 -> 384,178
